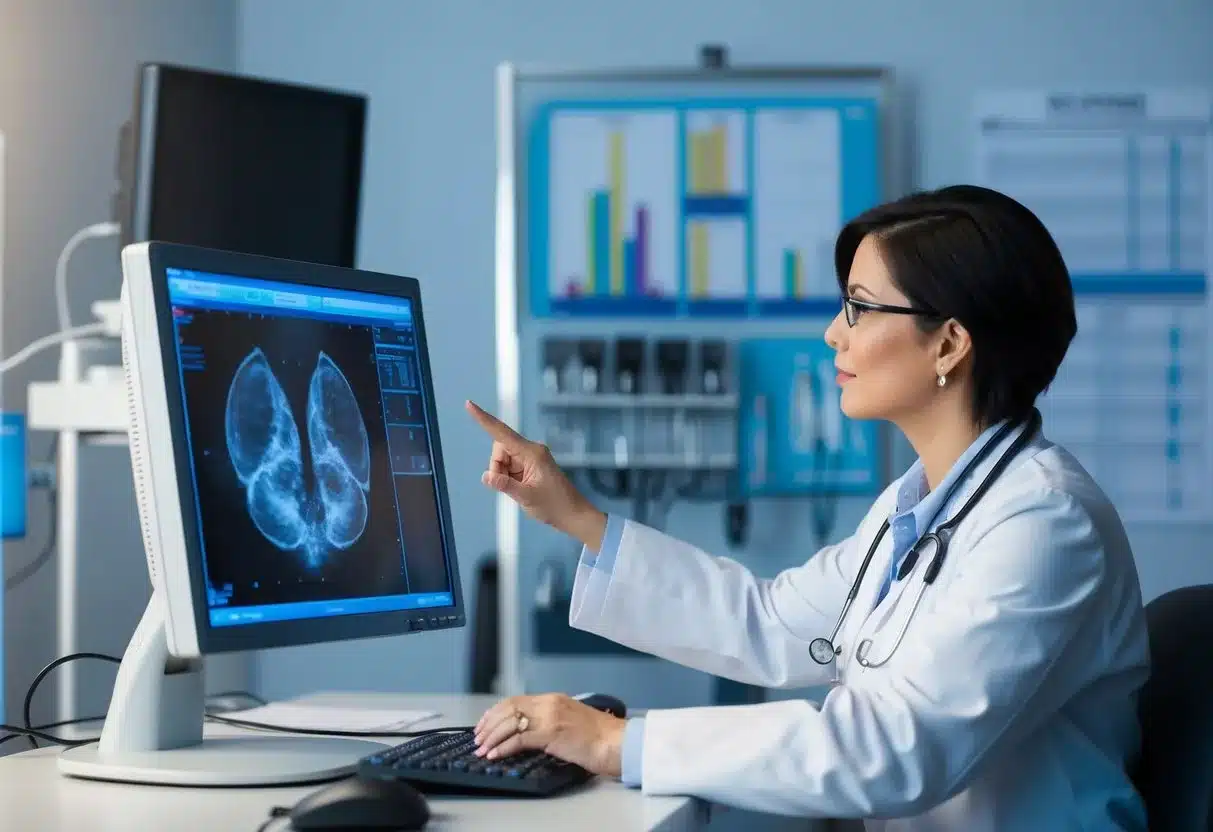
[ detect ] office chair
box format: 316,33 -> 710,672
1132,583 -> 1213,832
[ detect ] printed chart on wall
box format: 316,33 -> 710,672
530,97 -> 880,319
975,89 -> 1213,523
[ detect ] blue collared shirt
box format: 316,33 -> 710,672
580,420 -> 1008,788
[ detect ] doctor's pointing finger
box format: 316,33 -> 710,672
469,186 -> 1151,831
465,399 -> 607,549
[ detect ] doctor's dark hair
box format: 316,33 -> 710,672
834,184 -> 1076,429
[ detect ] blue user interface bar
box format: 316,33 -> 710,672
166,268 -> 413,324
210,592 -> 454,627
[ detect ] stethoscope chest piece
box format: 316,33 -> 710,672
809,637 -> 837,665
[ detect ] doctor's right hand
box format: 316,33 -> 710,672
466,400 -> 607,550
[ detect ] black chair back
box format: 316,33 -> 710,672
1134,584 -> 1213,831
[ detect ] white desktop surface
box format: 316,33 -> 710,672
0,692 -> 707,831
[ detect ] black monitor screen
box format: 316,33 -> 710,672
164,267 -> 454,628
130,65 -> 365,267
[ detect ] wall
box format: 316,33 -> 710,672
239,0 -> 1213,700
0,0 -> 246,730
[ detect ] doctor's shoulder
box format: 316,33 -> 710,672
956,436 -> 1144,603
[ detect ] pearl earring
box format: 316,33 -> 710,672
937,373 -> 947,388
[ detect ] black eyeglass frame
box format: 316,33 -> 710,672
842,296 -> 943,327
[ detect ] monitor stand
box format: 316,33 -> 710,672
57,592 -> 386,786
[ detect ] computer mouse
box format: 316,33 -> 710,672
288,775 -> 430,830
574,692 -> 627,718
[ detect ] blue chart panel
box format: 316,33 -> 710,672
529,97 -> 881,319
736,338 -> 881,496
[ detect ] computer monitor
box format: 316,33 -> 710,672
117,63 -> 366,266
57,242 -> 465,787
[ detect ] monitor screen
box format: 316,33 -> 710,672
125,64 -> 366,267
163,267 -> 455,629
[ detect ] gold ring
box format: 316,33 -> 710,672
516,713 -> 530,733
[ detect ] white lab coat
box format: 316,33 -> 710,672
568,426 -> 1151,830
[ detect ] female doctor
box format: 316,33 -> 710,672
466,185 -> 1151,830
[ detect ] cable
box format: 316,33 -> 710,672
21,652 -> 120,749
256,806 -> 292,832
2,651 -> 472,753
5,435 -> 59,591
0,722 -> 98,749
0,321 -> 108,374
54,221 -> 120,332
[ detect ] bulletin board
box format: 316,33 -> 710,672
493,57 -> 902,699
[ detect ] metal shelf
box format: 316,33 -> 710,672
539,393 -> 738,409
553,452 -> 737,470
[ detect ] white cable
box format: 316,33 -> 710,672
0,322 -> 107,375
55,221 -> 120,332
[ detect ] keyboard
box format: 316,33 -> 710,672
357,730 -> 593,796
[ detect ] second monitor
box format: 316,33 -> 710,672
58,242 -> 465,787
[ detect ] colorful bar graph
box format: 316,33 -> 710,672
783,248 -> 804,298
571,129 -> 658,301
608,130 -> 625,296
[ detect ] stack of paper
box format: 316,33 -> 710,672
229,701 -> 440,733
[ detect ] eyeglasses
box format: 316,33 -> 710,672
842,296 -> 942,327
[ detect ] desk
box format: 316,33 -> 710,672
0,692 -> 707,831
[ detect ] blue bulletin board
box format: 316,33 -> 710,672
527,96 -> 881,319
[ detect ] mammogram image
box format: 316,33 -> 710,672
224,347 -> 371,568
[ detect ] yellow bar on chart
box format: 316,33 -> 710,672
608,130 -> 625,296
709,124 -> 727,192
793,249 -> 804,297
688,133 -> 704,193
689,221 -> 709,297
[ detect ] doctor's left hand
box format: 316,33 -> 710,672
473,693 -> 625,778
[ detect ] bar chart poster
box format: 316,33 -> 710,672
529,97 -> 881,318
753,108 -> 847,313
683,109 -> 749,314
544,109 -> 679,315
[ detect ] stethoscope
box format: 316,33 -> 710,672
808,407 -> 1043,671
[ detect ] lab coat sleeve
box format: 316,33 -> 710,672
635,488 -> 1108,818
568,515 -> 861,689
621,717 -> 645,787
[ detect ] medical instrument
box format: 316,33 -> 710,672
808,407 -> 1043,668
656,339 -> 690,394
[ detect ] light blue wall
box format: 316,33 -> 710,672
1,0 -> 245,732
239,0 -> 1213,699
